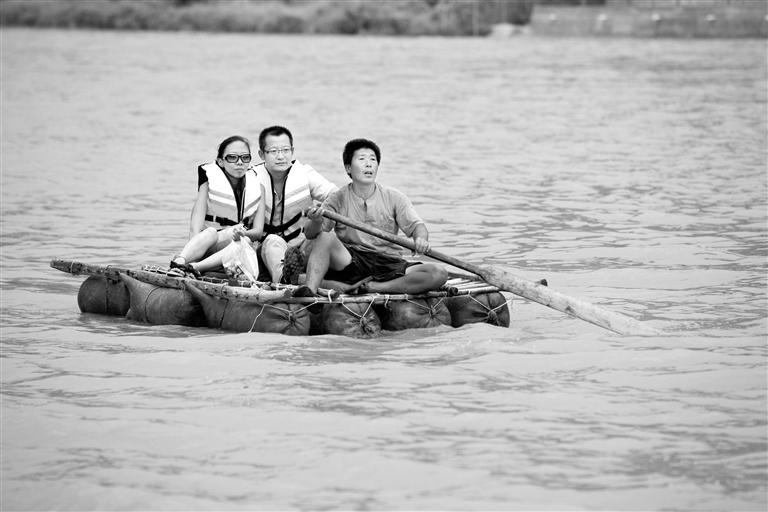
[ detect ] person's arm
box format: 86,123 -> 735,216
304,187 -> 341,239
304,198 -> 340,240
243,184 -> 266,243
189,182 -> 209,239
411,223 -> 430,255
303,207 -> 327,239
391,187 -> 429,255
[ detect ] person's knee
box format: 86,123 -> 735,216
181,227 -> 219,260
425,264 -> 448,286
261,235 -> 287,259
313,231 -> 336,249
312,233 -> 349,269
209,227 -> 228,241
262,234 -> 284,248
192,227 -> 217,244
307,232 -> 339,259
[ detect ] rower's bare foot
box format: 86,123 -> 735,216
342,276 -> 374,295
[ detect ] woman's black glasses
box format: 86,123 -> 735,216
223,154 -> 252,163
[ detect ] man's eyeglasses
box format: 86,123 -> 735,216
223,154 -> 252,163
263,147 -> 293,157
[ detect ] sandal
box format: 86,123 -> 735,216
280,245 -> 307,285
169,259 -> 201,279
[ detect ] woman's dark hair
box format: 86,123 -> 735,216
258,125 -> 294,151
343,138 -> 381,166
217,135 -> 250,159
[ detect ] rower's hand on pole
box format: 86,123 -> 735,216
412,236 -> 430,256
305,207 -> 324,222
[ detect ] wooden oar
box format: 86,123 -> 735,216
316,210 -> 660,336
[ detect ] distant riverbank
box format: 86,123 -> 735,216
0,0 -> 532,37
1,0 -> 765,38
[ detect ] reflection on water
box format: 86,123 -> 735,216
1,28 -> 766,510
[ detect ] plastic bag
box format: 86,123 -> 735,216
221,239 -> 260,283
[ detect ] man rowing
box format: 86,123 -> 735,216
292,138 -> 447,297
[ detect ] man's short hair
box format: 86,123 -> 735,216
343,138 -> 381,166
258,125 -> 293,150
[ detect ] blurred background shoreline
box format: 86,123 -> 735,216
1,0 -> 766,38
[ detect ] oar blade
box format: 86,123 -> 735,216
479,265 -> 661,336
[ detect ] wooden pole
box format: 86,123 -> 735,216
318,210 -> 661,336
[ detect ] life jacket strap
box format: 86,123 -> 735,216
261,226 -> 302,243
205,214 -> 238,227
263,211 -> 303,235
282,228 -> 302,242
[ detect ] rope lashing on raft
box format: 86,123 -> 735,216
142,285 -> 164,321
104,265 -> 118,279
245,302 -> 308,332
334,295 -> 378,335
247,304 -> 268,333
337,296 -> 376,319
399,296 -> 447,318
466,293 -> 512,323
292,303 -> 320,314
99,265 -> 120,313
246,302 -> 304,333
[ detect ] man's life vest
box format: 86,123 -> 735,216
255,160 -> 335,242
202,163 -> 262,230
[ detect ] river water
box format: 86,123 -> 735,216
1,28 -> 766,510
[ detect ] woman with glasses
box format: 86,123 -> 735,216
169,135 -> 265,277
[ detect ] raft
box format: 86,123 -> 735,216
51,259 -> 511,337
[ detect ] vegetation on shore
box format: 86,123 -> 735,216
0,0 -> 534,36
3,0 -> 763,38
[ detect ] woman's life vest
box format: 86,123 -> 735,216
201,163 -> 262,230
255,160 -> 336,242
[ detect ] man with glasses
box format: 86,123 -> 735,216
254,125 -> 337,284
